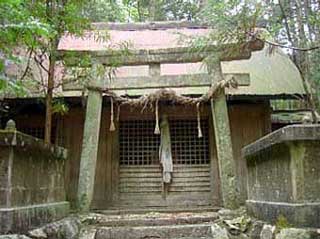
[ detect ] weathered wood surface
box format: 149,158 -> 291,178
92,107 -> 110,209
119,171 -> 211,178
117,163 -> 211,207
111,120 -> 120,203
13,102 -> 271,210
61,104 -> 213,209
229,101 -> 271,203
63,109 -> 84,208
118,104 -> 210,120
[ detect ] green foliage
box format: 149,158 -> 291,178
196,0 -> 320,112
83,0 -> 126,22
200,0 -> 260,36
0,0 -> 50,95
187,0 -> 264,68
162,0 -> 201,21
23,0 -> 90,43
0,0 -> 92,97
0,77 -> 27,97
275,214 -> 292,234
101,0 -> 202,22
52,99 -> 69,115
0,0 -> 50,50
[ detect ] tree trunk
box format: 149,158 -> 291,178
137,0 -> 143,22
148,0 -> 156,21
294,0 -> 319,121
44,53 -> 55,145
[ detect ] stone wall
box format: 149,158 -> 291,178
246,144 -> 293,203
0,121 -> 69,234
243,124 -> 320,227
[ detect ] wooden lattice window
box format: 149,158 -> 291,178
170,119 -> 210,165
119,119 -> 210,166
119,120 -> 160,165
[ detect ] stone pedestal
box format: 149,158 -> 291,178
0,122 -> 69,233
243,124 -> 320,227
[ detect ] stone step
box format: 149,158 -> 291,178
167,237 -> 216,239
94,224 -> 213,239
83,211 -> 218,227
94,206 -> 220,215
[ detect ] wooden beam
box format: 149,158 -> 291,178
63,73 -> 250,91
59,40 -> 264,66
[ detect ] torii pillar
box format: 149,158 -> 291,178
77,63 -> 104,212
210,62 -> 239,209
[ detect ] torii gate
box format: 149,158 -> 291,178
59,40 -> 264,212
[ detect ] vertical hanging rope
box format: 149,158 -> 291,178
154,99 -> 160,134
116,104 -> 121,122
109,97 -> 116,131
12,129 -> 17,146
197,102 -> 203,138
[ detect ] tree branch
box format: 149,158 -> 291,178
257,37 -> 320,52
34,55 -> 49,73
20,47 -> 33,80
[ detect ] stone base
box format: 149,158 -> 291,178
246,200 -> 320,228
95,224 -> 213,239
0,201 -> 70,234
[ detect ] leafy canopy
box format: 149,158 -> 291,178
0,0 -> 49,95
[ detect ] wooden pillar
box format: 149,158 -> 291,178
210,62 -> 239,209
77,64 -> 104,212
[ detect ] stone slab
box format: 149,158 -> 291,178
95,224 -> 212,239
0,201 -> 70,234
96,206 -> 219,215
0,130 -> 67,160
246,200 -> 320,228
82,211 -> 218,227
242,124 -> 320,158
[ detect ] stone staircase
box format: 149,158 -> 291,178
79,207 -> 221,239
12,206 -> 318,239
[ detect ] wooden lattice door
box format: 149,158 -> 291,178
117,119 -> 212,207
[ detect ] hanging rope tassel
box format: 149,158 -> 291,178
12,129 -> 17,146
109,97 -> 116,131
154,99 -> 160,134
197,102 -> 203,138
